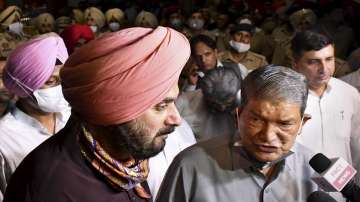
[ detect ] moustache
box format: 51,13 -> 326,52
157,126 -> 176,136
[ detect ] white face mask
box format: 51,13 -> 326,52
33,85 -> 69,113
90,25 -> 98,33
170,18 -> 182,28
229,40 -> 250,53
188,19 -> 204,30
8,22 -> 23,36
109,22 -> 120,32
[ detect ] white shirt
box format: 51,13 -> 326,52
340,68 -> 360,92
0,106 -> 70,198
148,119 -> 196,199
296,78 -> 360,202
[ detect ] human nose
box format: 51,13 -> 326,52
259,123 -> 279,143
165,103 -> 182,126
318,61 -> 327,73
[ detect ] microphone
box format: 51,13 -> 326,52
307,191 -> 338,202
309,153 -> 360,202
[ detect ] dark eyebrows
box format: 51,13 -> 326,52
157,97 -> 177,105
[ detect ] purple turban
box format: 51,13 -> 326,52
2,33 -> 68,97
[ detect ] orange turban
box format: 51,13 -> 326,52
61,26 -> 190,125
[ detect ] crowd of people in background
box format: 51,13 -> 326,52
0,0 -> 359,201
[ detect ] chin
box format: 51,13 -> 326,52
254,152 -> 281,163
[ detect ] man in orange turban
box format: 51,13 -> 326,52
3,26 -> 190,202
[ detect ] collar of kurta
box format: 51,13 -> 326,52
232,140 -> 294,171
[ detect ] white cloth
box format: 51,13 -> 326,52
0,106 -> 70,197
148,119 -> 196,199
296,77 -> 360,202
340,68 -> 360,92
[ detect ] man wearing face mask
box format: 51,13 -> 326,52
219,23 -> 268,71
105,8 -> 125,32
0,33 -> 71,200
84,7 -> 106,37
182,10 -> 213,40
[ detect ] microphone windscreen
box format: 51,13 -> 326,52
307,191 -> 338,202
309,153 -> 332,173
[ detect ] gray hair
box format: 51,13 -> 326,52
240,65 -> 308,116
198,66 -> 241,106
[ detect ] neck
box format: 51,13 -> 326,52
259,165 -> 277,179
17,99 -> 56,134
85,123 -> 131,162
311,84 -> 327,97
231,49 -> 246,60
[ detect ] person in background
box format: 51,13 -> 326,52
157,65 -> 317,202
60,24 -> 94,54
291,30 -> 360,202
72,8 -> 85,24
182,10 -> 213,39
0,6 -> 28,60
34,13 -> 55,34
176,67 -> 242,142
219,23 -> 268,71
134,10 -> 159,29
84,7 -> 105,36
183,34 -> 247,92
55,16 -> 73,34
0,33 -> 70,200
105,8 -> 125,32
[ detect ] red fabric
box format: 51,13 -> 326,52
61,26 -> 190,126
60,24 -> 94,54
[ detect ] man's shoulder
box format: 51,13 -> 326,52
171,136 -> 232,167
247,51 -> 267,61
329,78 -> 360,96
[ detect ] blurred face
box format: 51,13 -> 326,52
193,42 -> 218,71
293,45 -> 335,94
0,35 -> 14,58
38,20 -> 54,34
233,31 -> 251,44
190,12 -> 203,20
238,98 -> 304,162
216,14 -> 229,29
87,16 -> 97,26
104,83 -> 182,159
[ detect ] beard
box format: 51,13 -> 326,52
108,120 -> 176,160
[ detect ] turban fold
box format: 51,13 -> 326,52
3,33 -> 68,97
61,26 -> 190,125
105,8 -> 125,24
60,24 -> 94,54
84,7 -> 105,29
0,6 -> 21,27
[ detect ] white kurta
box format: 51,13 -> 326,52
148,119 -> 196,198
0,106 -> 70,198
340,68 -> 360,92
296,78 -> 360,202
